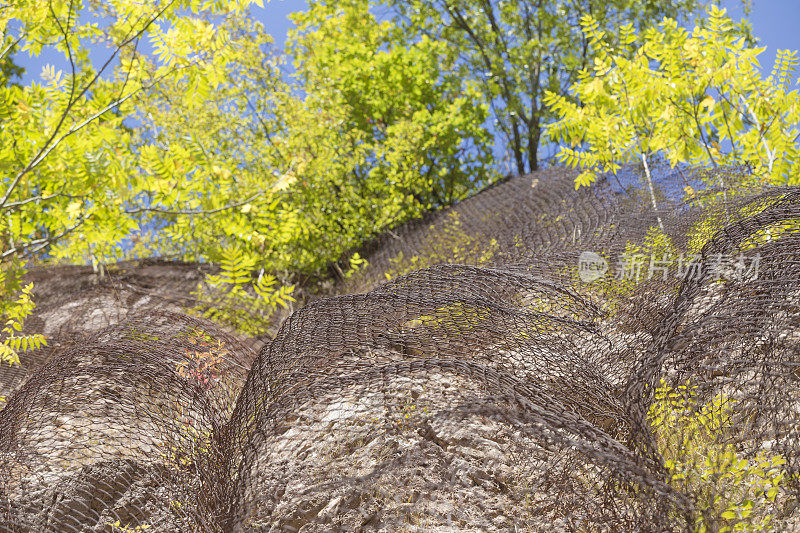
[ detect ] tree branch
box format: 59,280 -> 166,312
0,0 -> 176,210
2,216 -> 86,259
125,191 -> 268,216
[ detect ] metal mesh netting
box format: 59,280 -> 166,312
2,166 -> 800,531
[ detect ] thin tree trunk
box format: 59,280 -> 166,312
511,119 -> 525,175
641,152 -> 664,232
527,122 -> 540,171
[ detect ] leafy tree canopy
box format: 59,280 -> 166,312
386,0 -> 707,175
0,0 -> 498,346
0,0 -> 263,267
547,5 -> 799,192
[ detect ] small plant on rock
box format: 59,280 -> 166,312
648,381 -> 787,531
192,247 -> 294,335
0,264 -> 46,405
176,330 -> 228,392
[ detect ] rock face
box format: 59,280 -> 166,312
1,260 -> 219,400
1,313 -> 255,532
233,370 -> 623,532
2,170 -> 800,531
24,259 -> 211,343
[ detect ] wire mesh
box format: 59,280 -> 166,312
2,166 -> 800,531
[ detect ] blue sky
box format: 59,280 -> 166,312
11,0 -> 798,175
12,1 -> 799,84
252,0 -> 307,49
14,1 -> 800,80
722,0 -> 800,68
10,1 -> 309,85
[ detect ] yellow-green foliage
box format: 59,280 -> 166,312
384,212 -> 499,280
389,0 -> 701,176
342,253 -> 369,279
739,220 -> 800,250
686,192 -> 800,254
547,6 -> 800,189
1,0 -> 266,266
109,521 -> 151,532
192,247 -> 295,336
584,226 -> 679,310
0,265 -> 46,405
403,302 -> 491,332
649,381 -> 787,532
0,273 -> 45,366
162,421 -> 213,472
